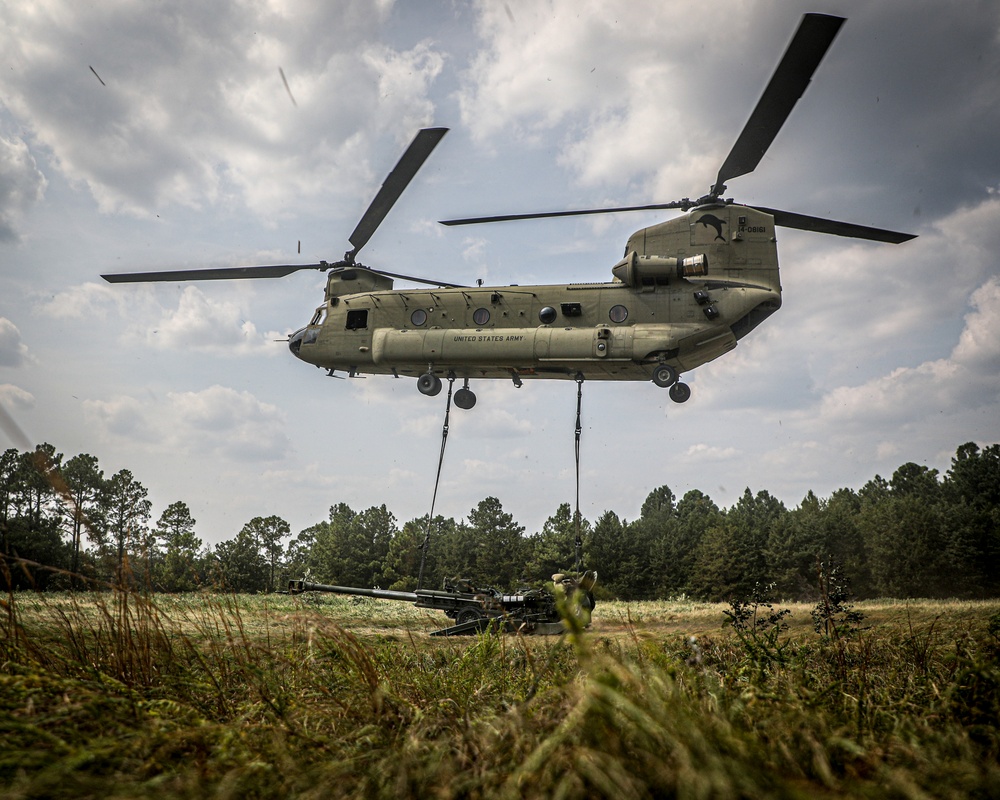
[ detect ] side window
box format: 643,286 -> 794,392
346,309 -> 369,330
538,306 -> 557,324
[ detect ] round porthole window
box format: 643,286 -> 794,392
609,304 -> 629,323
539,306 -> 557,324
410,309 -> 428,326
473,307 -> 490,325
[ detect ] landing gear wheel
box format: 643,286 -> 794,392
669,382 -> 691,404
417,372 -> 442,397
454,387 -> 477,409
652,364 -> 678,388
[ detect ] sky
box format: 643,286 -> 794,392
1,0 -> 999,549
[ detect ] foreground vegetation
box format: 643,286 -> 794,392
2,590 -> 998,798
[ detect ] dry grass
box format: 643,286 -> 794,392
2,590 -> 998,798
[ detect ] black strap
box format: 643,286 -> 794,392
417,376 -> 454,590
574,374 -> 584,573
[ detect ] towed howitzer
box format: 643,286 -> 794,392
287,571 -> 597,636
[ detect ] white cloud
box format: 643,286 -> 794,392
362,41 -> 444,132
144,286 -> 282,355
33,282 -> 131,321
83,395 -> 159,442
812,275 -> 1000,429
0,383 -> 35,409
793,197 -> 1000,344
397,409 -> 448,439
461,237 -> 487,263
454,406 -> 534,439
452,456 -> 518,483
952,277 -> 1000,371
33,283 -> 282,356
84,384 -> 290,461
460,1 -> 692,138
168,385 -> 290,460
260,461 -> 341,493
0,133 -> 46,242
875,441 -> 901,461
386,465 -> 419,487
684,443 -> 740,462
456,1 -> 780,200
0,0 -> 441,221
0,318 -> 30,366
386,404 -> 533,441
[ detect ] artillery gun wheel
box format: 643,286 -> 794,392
455,607 -> 486,625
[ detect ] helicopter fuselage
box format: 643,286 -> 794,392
288,204 -> 781,397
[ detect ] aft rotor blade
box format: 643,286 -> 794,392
440,201 -> 688,227
101,263 -> 328,283
713,13 -> 845,194
755,206 -> 916,244
348,127 -> 448,255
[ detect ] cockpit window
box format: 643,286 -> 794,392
310,307 -> 327,326
346,309 -> 369,330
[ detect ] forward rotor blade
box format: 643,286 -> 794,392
440,201 -> 688,227
101,263 -> 328,283
348,127 -> 448,255
754,206 -> 916,244
362,267 -> 466,288
713,13 -> 845,194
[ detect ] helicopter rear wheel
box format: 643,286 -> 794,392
669,382 -> 691,403
454,387 -> 477,409
652,364 -> 678,388
417,372 -> 442,397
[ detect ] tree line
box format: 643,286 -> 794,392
1,441 -> 998,600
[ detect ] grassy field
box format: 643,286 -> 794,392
1,590 -> 999,798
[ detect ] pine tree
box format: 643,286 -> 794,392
155,501 -> 202,591
61,453 -> 104,587
99,469 -> 152,585
466,497 -> 526,588
238,515 -> 290,592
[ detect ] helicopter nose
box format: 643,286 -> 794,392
288,327 -> 306,355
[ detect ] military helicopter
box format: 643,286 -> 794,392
103,13 -> 914,411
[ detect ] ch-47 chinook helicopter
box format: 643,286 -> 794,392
103,13 -> 913,411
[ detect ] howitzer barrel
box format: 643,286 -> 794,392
287,579 -> 418,603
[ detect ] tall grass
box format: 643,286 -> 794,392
1,588 -> 998,798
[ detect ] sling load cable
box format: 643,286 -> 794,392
417,375 -> 455,590
573,373 -> 584,574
